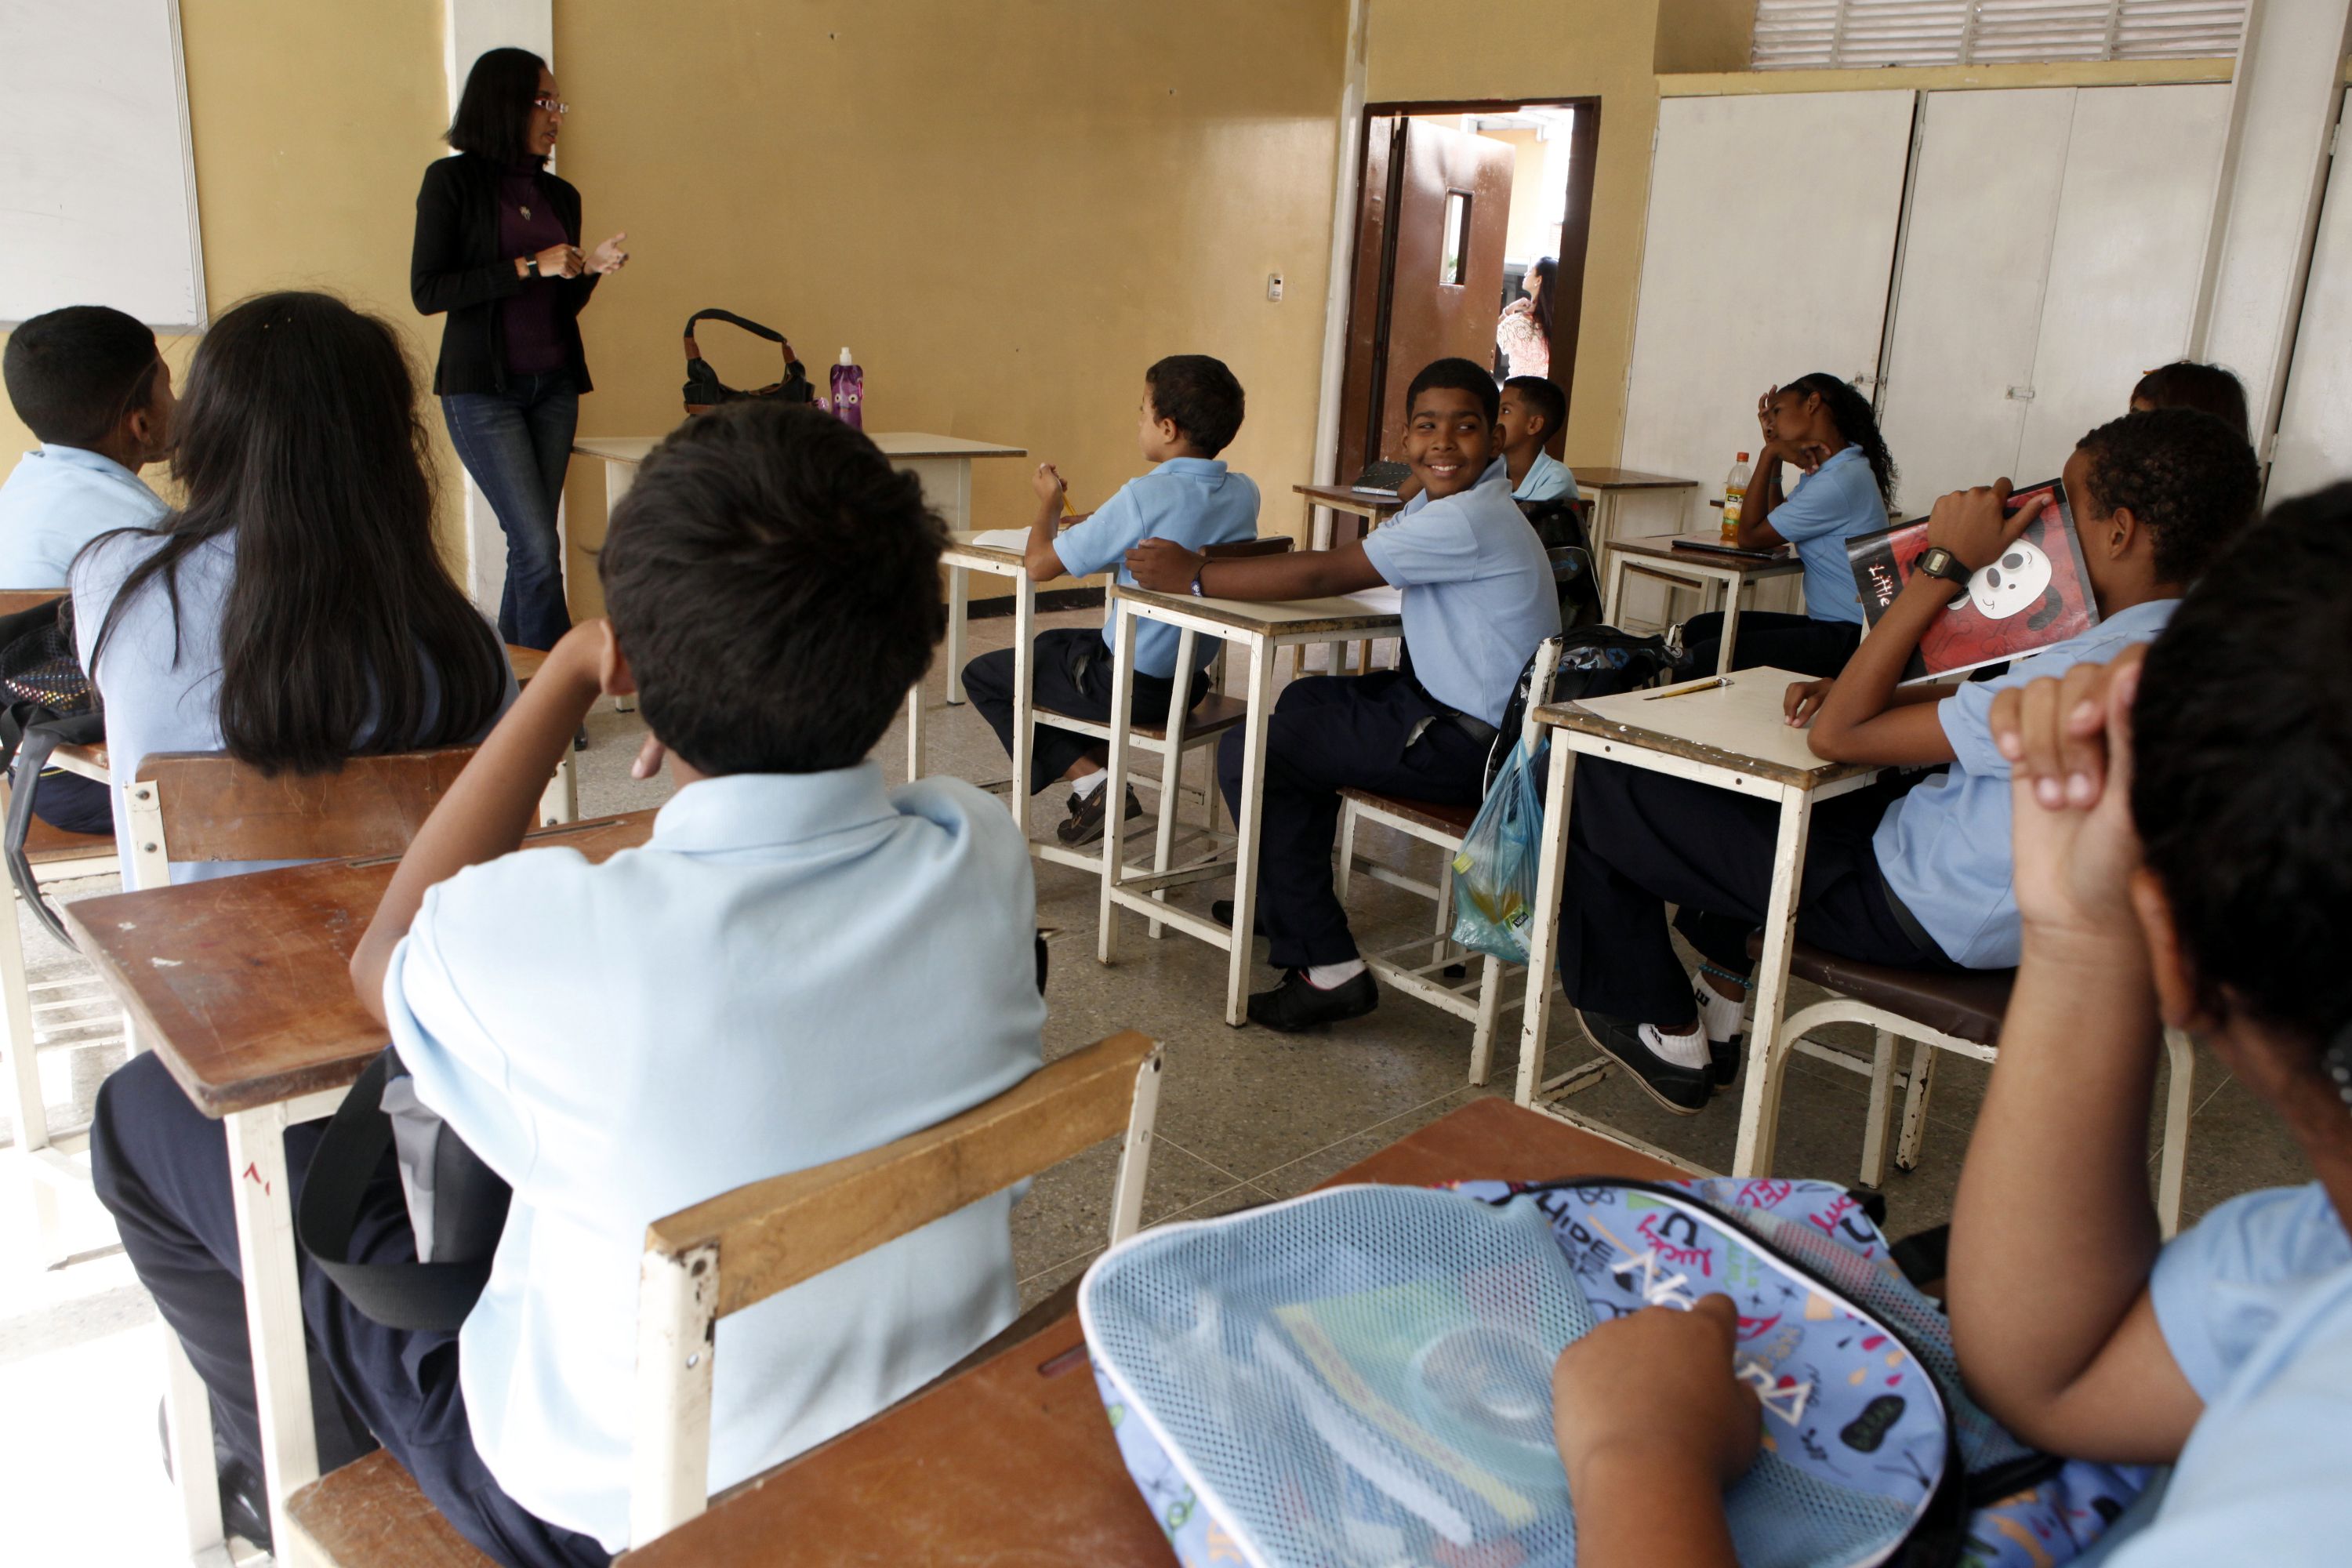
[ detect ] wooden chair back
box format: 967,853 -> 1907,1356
627,1029 -> 1164,1544
0,589 -> 64,620
1202,536 -> 1295,560
126,747 -> 477,889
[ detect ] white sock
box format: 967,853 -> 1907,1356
1640,1021 -> 1712,1069
1693,979 -> 1746,1044
1069,770 -> 1108,800
1305,959 -> 1367,990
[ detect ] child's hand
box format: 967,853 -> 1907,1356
1784,677 -> 1833,728
1124,537 -> 1205,593
1553,1295 -> 1760,1490
1756,386 -> 1780,441
1925,480 -> 2044,572
1031,463 -> 1067,507
1992,648 -> 2151,950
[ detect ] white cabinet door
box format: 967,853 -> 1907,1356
2016,84 -> 2234,482
1876,89 -> 2077,514
1621,91 -> 1918,536
2268,90 -> 2352,506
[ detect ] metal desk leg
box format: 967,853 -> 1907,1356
1007,574 -> 1035,822
1714,573 -> 1743,676
1515,738 -> 1579,1105
1600,550 -> 1631,629
224,1097 -> 332,1563
162,1326 -> 229,1562
1149,632 -> 1199,940
945,565 -> 971,705
1731,788 -> 1818,1176
538,752 -> 579,828
904,678 -> 927,786
604,457 -> 640,714
1097,604 -> 1142,965
1222,639 -> 1278,1027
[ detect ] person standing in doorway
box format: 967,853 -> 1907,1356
1495,256 -> 1554,379
412,47 -> 628,656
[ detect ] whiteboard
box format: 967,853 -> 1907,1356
2267,89 -> 2352,506
1621,92 -> 1917,534
0,0 -> 205,328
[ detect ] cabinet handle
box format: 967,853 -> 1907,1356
2005,386 -> 2037,401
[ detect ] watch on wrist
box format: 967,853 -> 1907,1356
1189,562 -> 1207,597
524,255 -> 540,278
1915,546 -> 1973,589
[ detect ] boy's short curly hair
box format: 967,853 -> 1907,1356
1406,358 -> 1500,426
2133,487 -> 2352,1049
2074,408 -> 2259,585
599,401 -> 948,775
1145,355 -> 1246,456
1503,376 -> 1566,438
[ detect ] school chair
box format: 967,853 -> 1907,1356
1755,935 -> 2195,1236
1334,631 -> 1567,1087
276,1029 -> 1168,1566
1031,539 -> 1292,916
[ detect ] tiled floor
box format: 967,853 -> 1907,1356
0,603 -> 2310,1562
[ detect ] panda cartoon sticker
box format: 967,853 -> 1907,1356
1964,537 -> 2055,621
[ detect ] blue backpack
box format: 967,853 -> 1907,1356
1079,1175 -> 2148,1568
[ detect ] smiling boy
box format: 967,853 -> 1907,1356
1125,358 -> 1559,1030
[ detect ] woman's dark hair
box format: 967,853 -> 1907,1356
2074,408 -> 2259,585
1406,357 -> 1501,426
2,305 -> 160,448
2131,361 -> 2249,437
601,401 -> 949,775
1788,372 -> 1896,510
1527,256 -> 1557,341
2134,487 -> 2352,1049
85,292 -> 507,775
447,47 -> 548,167
1145,354 -> 1246,456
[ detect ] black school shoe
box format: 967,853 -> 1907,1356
1572,1007 -> 1711,1115
1710,1034 -> 1745,1092
1248,968 -> 1379,1032
1210,900 -> 1269,937
1055,783 -> 1144,846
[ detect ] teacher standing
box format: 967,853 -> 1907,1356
412,46 -> 626,652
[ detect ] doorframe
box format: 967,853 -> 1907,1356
1312,91 -> 1603,496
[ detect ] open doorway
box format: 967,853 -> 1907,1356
1334,99 -> 1600,514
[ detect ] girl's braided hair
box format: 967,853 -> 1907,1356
1788,372 -> 1896,512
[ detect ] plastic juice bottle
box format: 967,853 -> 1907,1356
1722,451 -> 1752,543
830,348 -> 863,430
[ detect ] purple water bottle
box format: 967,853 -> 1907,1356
830,348 -> 863,430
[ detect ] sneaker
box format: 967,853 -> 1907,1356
1210,900 -> 1269,936
1055,784 -> 1144,846
1572,1007 -> 1711,1115
1247,967 -> 1379,1032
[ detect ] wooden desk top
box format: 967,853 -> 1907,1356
619,1097 -> 1679,1568
1611,532 -> 1802,576
1116,583 -> 1403,639
1570,467 -> 1699,492
574,433 -> 1027,466
504,644 -> 547,684
941,528 -> 1029,572
1293,482 -> 1406,515
0,587 -> 64,619
61,810 -> 660,1116
1537,667 -> 1878,790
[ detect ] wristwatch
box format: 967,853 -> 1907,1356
524,255 -> 540,278
1189,563 -> 1208,597
1915,546 -> 1973,589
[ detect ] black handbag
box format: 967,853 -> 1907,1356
681,309 -> 815,415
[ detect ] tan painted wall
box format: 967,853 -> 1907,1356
550,0 -> 1350,612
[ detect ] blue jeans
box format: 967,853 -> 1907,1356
441,372 -> 579,651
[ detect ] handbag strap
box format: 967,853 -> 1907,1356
4,710 -> 106,949
297,1049 -> 495,1333
683,308 -> 795,364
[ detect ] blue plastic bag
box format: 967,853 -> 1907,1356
1449,735 -> 1544,964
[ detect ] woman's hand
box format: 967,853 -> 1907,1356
1925,480 -> 2044,572
1124,537 -> 1206,593
1784,677 -> 1833,728
1030,463 -> 1067,508
1554,1295 -> 1761,1490
529,242 -> 583,279
586,233 -> 629,274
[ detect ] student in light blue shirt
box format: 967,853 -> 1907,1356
1545,408 -> 2257,1115
0,305 -> 174,586
1500,376 -> 1577,504
1124,358 -> 1559,1032
1679,372 -> 1894,679
963,355 -> 1258,848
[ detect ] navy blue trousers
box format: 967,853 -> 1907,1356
90,1052 -> 609,1568
441,371 -> 579,652
1679,610 -> 1862,681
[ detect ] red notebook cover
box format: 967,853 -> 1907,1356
1844,479 -> 2098,682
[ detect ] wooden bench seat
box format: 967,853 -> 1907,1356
24,816 -> 114,866
285,1452 -> 495,1568
1338,787 -> 1479,838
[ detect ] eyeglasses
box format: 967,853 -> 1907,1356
531,96 -> 568,114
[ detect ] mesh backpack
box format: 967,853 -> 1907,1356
1080,1176 -> 2149,1568
0,596 -> 105,946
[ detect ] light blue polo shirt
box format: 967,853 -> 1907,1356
2104,1183 -> 2352,1564
1362,456 -> 1562,726
1054,457 -> 1259,680
0,445 -> 168,586
384,766 -> 1046,1552
1514,451 -> 1578,504
1872,598 -> 2176,968
1766,445 -> 1886,625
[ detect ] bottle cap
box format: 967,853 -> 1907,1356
1737,451 -> 1750,461
839,347 -> 854,365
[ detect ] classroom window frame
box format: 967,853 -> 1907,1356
1748,1 -> 2249,71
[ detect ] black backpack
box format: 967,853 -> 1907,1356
0,597 -> 106,946
1484,626 -> 1676,792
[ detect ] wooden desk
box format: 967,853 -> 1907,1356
1514,671 -> 1882,1175
62,810 -> 657,1553
1570,469 -> 1702,626
618,1096 -> 1680,1567
1600,533 -> 1806,673
1292,481 -> 1404,551
906,530 -> 1033,799
1097,585 -> 1403,1025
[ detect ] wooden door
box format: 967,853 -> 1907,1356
1337,118 -> 1515,484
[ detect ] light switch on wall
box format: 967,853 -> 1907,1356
1266,273 -> 1283,302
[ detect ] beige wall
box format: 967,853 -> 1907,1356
551,0 -> 1350,612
